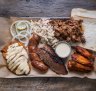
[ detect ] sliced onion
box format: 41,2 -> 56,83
10,20 -> 33,46
10,20 -> 32,39
15,22 -> 27,30
12,34 -> 29,46
19,30 -> 31,39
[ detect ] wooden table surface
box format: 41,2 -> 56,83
0,0 -> 96,91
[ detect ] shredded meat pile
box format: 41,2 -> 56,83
50,18 -> 85,43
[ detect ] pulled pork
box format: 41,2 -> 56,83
50,18 -> 85,43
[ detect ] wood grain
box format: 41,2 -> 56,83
0,0 -> 96,91
0,0 -> 96,17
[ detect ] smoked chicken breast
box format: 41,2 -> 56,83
1,40 -> 31,75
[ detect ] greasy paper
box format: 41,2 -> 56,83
0,16 -> 96,78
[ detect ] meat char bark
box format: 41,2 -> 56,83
36,44 -> 68,75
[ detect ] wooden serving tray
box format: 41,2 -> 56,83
0,17 -> 96,79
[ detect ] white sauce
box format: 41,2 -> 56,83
6,43 -> 30,75
55,43 -> 71,58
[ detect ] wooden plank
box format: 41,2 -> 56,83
0,0 -> 96,17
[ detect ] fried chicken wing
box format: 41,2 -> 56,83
72,53 -> 93,67
68,60 -> 93,72
73,46 -> 95,60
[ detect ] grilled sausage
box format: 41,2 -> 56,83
28,33 -> 48,73
31,61 -> 48,73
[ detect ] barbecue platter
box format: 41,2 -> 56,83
0,9 -> 96,78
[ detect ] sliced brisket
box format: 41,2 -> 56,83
36,44 -> 68,75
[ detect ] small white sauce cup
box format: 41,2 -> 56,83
55,41 -> 71,58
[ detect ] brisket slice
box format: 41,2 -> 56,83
36,44 -> 68,75
41,44 -> 64,64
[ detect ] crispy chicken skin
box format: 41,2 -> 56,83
68,60 -> 93,72
72,53 -> 93,67
73,46 -> 95,60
